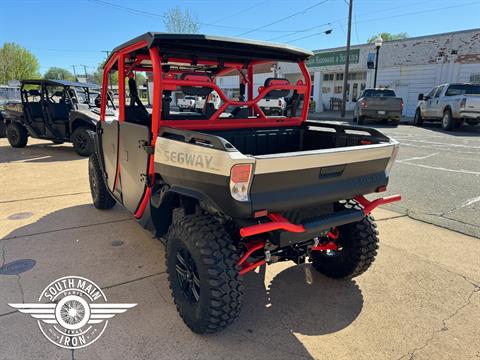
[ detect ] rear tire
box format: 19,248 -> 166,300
166,214 -> 243,334
311,201 -> 379,279
88,153 -> 116,209
413,108 -> 423,127
6,122 -> 28,148
71,127 -> 95,156
441,109 -> 455,131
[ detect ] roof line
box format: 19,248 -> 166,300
310,27 -> 480,53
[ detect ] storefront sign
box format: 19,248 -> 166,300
307,49 -> 360,67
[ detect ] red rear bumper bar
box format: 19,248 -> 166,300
239,195 -> 402,239
354,194 -> 402,215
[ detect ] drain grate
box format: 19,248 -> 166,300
0,259 -> 36,275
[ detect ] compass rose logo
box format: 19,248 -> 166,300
9,276 -> 136,349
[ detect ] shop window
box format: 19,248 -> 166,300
470,73 -> 480,83
336,73 -> 343,81
322,87 -> 330,93
334,86 -> 343,94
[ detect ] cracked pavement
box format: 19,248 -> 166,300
1,137 -> 480,360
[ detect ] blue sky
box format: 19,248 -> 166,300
1,0 -> 480,75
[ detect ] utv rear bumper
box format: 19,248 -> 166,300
240,195 -> 401,246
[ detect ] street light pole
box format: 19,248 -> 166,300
340,0 -> 353,118
373,36 -> 383,88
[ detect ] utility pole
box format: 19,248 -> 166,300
80,65 -> 88,82
71,65 -> 77,80
340,0 -> 353,118
101,50 -> 113,91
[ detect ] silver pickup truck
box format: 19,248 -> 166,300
414,83 -> 480,130
353,88 -> 403,126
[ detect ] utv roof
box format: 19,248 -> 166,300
21,79 -> 100,88
107,33 -> 313,63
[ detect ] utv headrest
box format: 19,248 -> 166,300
264,78 -> 290,99
28,89 -> 41,97
180,73 -> 213,97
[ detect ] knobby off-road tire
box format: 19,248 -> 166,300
311,201 -> 379,279
88,153 -> 116,210
6,122 -> 28,148
71,127 -> 95,156
166,214 -> 243,334
0,119 -> 6,138
413,108 -> 423,127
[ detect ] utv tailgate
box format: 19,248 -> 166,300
249,133 -> 397,212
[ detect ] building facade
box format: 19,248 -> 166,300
279,28 -> 480,116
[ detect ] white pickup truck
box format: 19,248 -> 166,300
177,96 -> 196,112
414,83 -> 480,130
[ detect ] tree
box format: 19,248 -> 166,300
135,73 -> 146,86
163,7 -> 199,33
367,32 -> 409,43
0,42 -> 40,83
92,61 -> 118,85
44,67 -> 75,81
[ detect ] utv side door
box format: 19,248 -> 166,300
118,119 -> 150,213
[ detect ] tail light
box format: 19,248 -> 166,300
460,98 -> 466,110
386,142 -> 399,175
230,164 -> 253,202
360,100 -> 367,109
400,99 -> 404,110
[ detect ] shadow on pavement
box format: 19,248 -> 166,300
0,142 -> 82,163
1,203 -> 364,359
413,121 -> 480,137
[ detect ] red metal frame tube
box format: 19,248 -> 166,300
354,194 -> 402,215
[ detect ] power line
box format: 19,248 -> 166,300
236,0 -> 330,37
87,0 -> 311,34
286,0 -> 480,44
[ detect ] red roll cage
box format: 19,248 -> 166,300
99,37 -> 312,219
100,40 -> 312,133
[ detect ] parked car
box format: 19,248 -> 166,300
88,33 -> 400,334
2,80 -> 107,156
177,96 -> 196,111
0,84 -> 21,138
258,97 -> 286,116
414,83 -> 480,130
194,96 -> 206,112
353,88 -> 403,126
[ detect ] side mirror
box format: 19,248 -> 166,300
418,93 -> 424,101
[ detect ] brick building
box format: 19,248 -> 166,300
278,28 -> 480,116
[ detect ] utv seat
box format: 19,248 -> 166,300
263,78 -> 290,99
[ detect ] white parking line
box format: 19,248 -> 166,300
399,153 -> 439,162
397,162 -> 480,176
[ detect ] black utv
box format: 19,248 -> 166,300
2,80 -> 103,156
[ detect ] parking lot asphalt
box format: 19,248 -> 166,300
1,137 -> 480,360
312,116 -> 480,238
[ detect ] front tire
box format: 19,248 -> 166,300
88,153 -> 116,209
71,127 -> 95,156
413,108 -> 423,127
6,122 -> 28,148
441,109 -> 455,131
311,202 -> 379,279
166,214 -> 243,334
